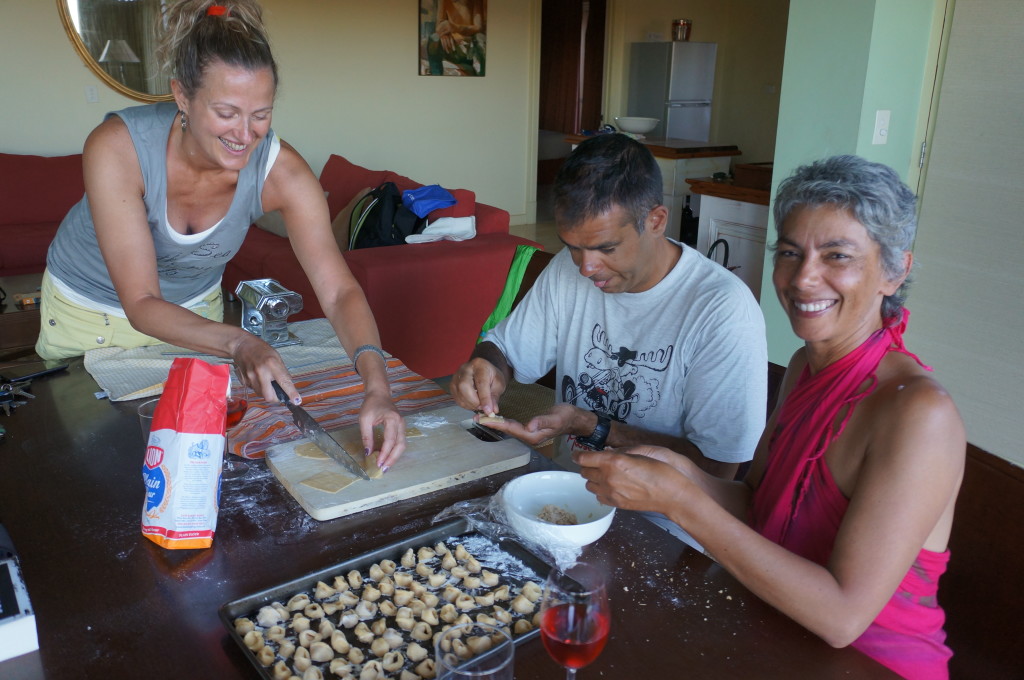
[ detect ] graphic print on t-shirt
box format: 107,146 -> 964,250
156,240 -> 234,280
561,323 -> 673,423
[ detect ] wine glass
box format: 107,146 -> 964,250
539,561 -> 610,679
222,367 -> 250,479
434,622 -> 515,680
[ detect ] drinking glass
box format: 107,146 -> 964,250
138,397 -> 160,443
222,368 -> 250,479
434,622 -> 514,680
539,561 -> 610,679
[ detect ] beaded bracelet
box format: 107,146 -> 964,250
351,344 -> 387,375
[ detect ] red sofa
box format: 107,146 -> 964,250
0,152 -> 85,277
225,154 -> 538,378
1,151 -> 538,378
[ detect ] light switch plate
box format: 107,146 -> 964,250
872,109 -> 891,145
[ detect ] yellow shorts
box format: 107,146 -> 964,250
34,270 -> 224,360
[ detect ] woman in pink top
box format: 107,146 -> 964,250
575,155 -> 965,678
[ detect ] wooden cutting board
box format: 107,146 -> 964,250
266,404 -> 531,521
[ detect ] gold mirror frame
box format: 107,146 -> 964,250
57,0 -> 173,103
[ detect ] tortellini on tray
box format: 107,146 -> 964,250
231,534 -> 543,679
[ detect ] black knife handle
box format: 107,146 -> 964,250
271,380 -> 288,404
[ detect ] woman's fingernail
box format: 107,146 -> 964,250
364,448 -> 371,457
380,465 -> 390,474
293,396 -> 302,405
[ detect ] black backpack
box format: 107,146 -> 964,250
348,181 -> 426,249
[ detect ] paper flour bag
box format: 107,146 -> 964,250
141,358 -> 229,549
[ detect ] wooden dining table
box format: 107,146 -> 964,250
0,358 -> 897,679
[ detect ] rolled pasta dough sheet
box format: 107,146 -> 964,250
297,446 -> 384,492
295,442 -> 329,459
300,470 -> 356,494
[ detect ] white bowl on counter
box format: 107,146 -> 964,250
614,116 -> 660,134
500,471 -> 615,548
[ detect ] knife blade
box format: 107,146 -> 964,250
272,381 -> 370,481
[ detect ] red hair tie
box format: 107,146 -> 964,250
207,5 -> 228,16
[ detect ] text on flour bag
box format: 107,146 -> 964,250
141,358 -> 229,549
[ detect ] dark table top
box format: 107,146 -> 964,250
0,359 -> 896,679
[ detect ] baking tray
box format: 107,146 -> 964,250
220,518 -> 552,679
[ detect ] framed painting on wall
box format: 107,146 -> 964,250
419,0 -> 487,76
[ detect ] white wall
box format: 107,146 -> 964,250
906,0 -> 1024,465
0,0 -> 538,221
1,0 -> 786,223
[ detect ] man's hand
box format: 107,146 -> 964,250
449,343 -> 513,415
470,403 -> 588,448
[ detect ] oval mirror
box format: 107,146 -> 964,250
58,0 -> 173,103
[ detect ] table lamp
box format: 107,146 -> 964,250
98,38 -> 140,83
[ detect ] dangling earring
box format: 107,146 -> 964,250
180,112 -> 188,132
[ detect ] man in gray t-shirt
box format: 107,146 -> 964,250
449,134 -> 766,479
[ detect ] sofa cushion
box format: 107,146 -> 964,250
318,154 -> 477,226
320,155 -> 392,222
428,188 -> 475,221
1,223 -> 59,276
1,153 -> 85,226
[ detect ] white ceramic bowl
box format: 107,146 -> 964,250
501,471 -> 615,548
614,116 -> 660,134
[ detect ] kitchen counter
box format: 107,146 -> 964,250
686,177 -> 771,206
564,134 -> 740,160
0,358 -> 896,679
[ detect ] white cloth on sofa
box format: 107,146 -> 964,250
405,216 -> 476,243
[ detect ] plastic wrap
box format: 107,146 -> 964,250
432,482 -> 582,570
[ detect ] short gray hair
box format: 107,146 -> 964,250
772,155 -> 917,318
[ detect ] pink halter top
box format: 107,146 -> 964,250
752,309 -> 952,678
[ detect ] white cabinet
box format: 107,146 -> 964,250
695,194 -> 769,301
654,155 -> 732,241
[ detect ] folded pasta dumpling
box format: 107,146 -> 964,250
406,641 -> 429,662
353,622 -> 374,644
243,630 -> 264,651
330,629 -> 351,654
288,593 -> 311,611
272,660 -> 291,680
256,605 -> 284,628
233,617 -> 255,635
382,651 -> 404,672
256,644 -> 275,667
415,658 -> 436,679
410,621 -> 433,641
310,640 -> 334,662
370,636 -> 390,658
314,580 -> 337,600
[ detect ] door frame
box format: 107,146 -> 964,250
909,0 -> 956,198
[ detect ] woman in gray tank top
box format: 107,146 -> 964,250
37,0 -> 407,469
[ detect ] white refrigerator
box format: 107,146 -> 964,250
627,42 -> 717,141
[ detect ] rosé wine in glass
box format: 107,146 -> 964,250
539,562 -> 610,679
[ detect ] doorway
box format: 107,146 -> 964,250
536,0 -> 606,221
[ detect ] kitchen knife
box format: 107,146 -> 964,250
272,381 -> 370,481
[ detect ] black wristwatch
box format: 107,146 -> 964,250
576,411 -> 611,450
